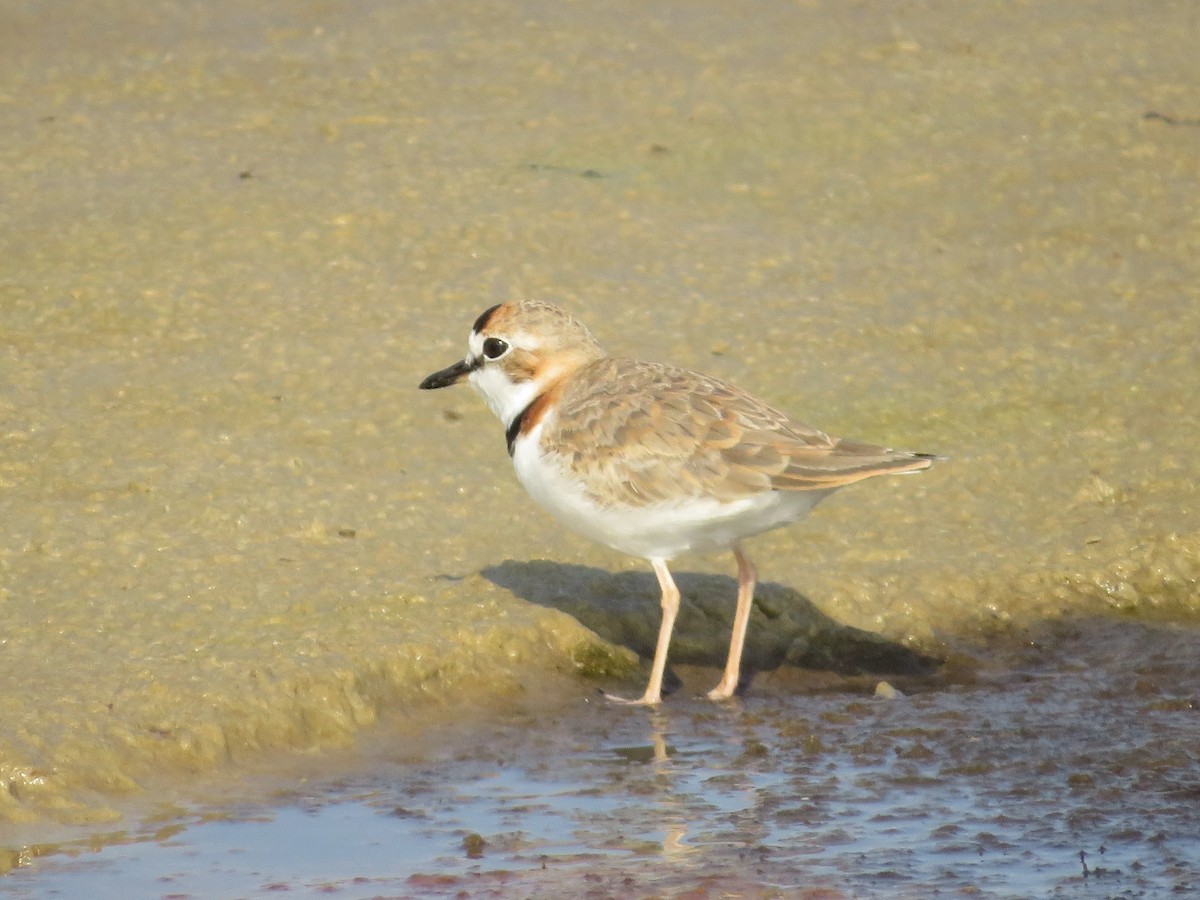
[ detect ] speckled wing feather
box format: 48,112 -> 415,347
542,358 -> 933,507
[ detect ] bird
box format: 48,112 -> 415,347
419,299 -> 938,705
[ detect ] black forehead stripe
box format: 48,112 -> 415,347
471,304 -> 503,335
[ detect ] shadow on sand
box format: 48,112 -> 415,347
482,559 -> 939,693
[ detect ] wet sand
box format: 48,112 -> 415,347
2,0 -> 1199,890
3,621 -> 1197,897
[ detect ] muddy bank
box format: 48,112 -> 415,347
1,0 -> 1198,833
3,619 -> 1198,897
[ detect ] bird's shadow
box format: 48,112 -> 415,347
482,559 -> 938,689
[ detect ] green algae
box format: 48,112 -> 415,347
569,639 -> 639,681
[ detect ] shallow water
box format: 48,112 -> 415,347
4,621 -> 1196,898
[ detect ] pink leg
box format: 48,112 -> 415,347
606,558 -> 680,706
707,543 -> 757,701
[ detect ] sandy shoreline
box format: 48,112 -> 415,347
2,0 -> 1198,838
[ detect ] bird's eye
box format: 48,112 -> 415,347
482,337 -> 509,360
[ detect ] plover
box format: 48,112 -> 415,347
420,300 -> 937,705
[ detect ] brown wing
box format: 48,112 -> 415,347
543,359 -> 934,507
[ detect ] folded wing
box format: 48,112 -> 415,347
546,359 -> 935,507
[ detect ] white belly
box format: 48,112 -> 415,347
511,423 -> 829,560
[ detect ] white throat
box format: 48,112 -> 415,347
468,364 -> 543,429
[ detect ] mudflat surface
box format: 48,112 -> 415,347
3,622 -> 1198,897
1,0 -> 1198,891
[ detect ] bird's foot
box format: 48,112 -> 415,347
601,689 -> 662,707
705,681 -> 738,702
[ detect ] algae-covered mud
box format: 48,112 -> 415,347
1,0 -> 1198,874
2,622 -> 1196,897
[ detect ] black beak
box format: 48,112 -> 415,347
419,358 -> 476,390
